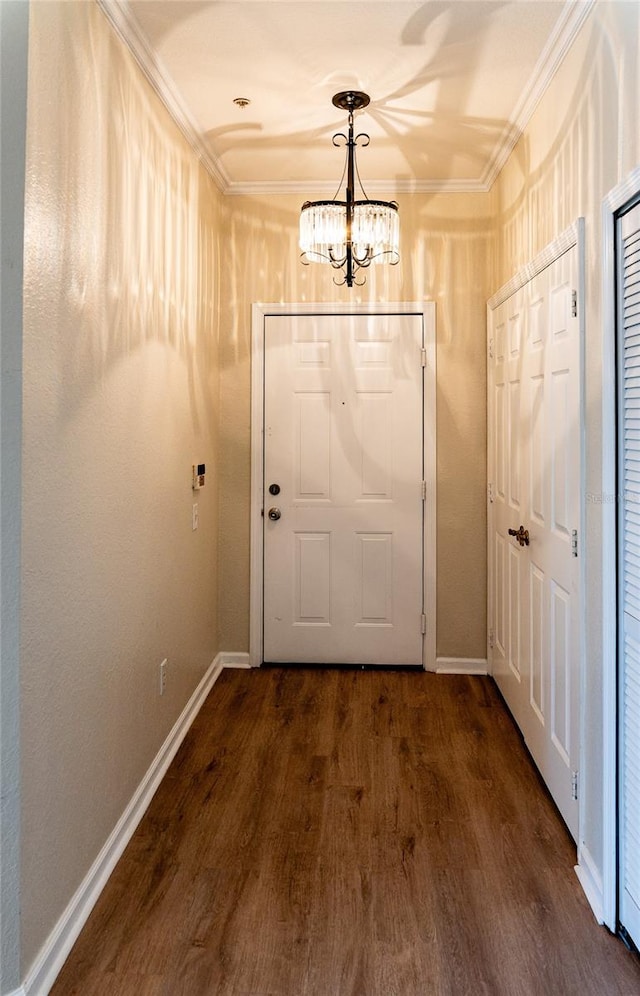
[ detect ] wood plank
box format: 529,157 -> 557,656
50,670 -> 640,996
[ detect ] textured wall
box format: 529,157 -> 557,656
490,0 -> 640,899
22,1 -> 221,973
217,190 -> 493,661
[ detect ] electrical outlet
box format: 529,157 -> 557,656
159,658 -> 167,696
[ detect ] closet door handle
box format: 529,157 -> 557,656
508,526 -> 529,547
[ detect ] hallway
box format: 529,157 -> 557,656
51,668 -> 640,995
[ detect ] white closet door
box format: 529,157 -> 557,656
488,238 -> 581,841
618,201 -> 640,949
490,288 -> 529,720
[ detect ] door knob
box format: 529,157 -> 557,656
268,507 -> 281,521
508,525 -> 529,547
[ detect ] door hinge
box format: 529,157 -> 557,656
422,480 -> 427,501
571,770 -> 579,801
420,348 -> 427,368
488,628 -> 495,650
571,289 -> 578,318
488,337 -> 494,360
571,528 -> 578,558
421,613 -> 427,635
488,482 -> 494,503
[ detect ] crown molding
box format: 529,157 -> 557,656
481,0 -> 596,190
96,0 -> 230,192
487,217 -> 583,309
97,0 -> 594,198
224,177 -> 489,197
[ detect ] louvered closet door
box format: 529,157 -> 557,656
618,202 -> 640,950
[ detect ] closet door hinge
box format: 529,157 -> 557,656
571,770 -> 579,801
421,614 -> 427,635
571,289 -> 578,318
488,482 -> 494,503
488,628 -> 495,650
488,337 -> 494,360
421,348 -> 427,368
572,529 -> 578,558
422,480 -> 427,501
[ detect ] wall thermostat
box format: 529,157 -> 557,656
192,463 -> 206,490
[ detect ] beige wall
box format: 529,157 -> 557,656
21,0 -> 222,972
491,1 -> 640,890
217,190 -> 493,660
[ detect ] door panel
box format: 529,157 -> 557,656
489,244 -> 581,841
294,532 -> 331,623
263,313 -> 425,666
530,563 -> 544,720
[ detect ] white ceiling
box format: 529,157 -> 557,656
101,0 -> 594,194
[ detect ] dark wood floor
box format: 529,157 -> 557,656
51,668 -> 640,995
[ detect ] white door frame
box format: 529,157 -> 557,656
602,167 -> 640,932
250,302 -> 436,670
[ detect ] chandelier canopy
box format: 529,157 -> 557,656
299,91 -> 399,287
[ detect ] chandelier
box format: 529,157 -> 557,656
299,91 -> 399,287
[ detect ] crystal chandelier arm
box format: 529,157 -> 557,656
331,143 -> 348,201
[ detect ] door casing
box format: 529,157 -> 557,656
250,302 -> 436,670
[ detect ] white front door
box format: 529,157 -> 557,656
489,236 -> 582,840
262,313 -> 426,666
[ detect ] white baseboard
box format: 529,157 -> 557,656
218,651 -> 252,668
22,654 -> 226,996
575,845 -> 605,925
435,657 -> 489,675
